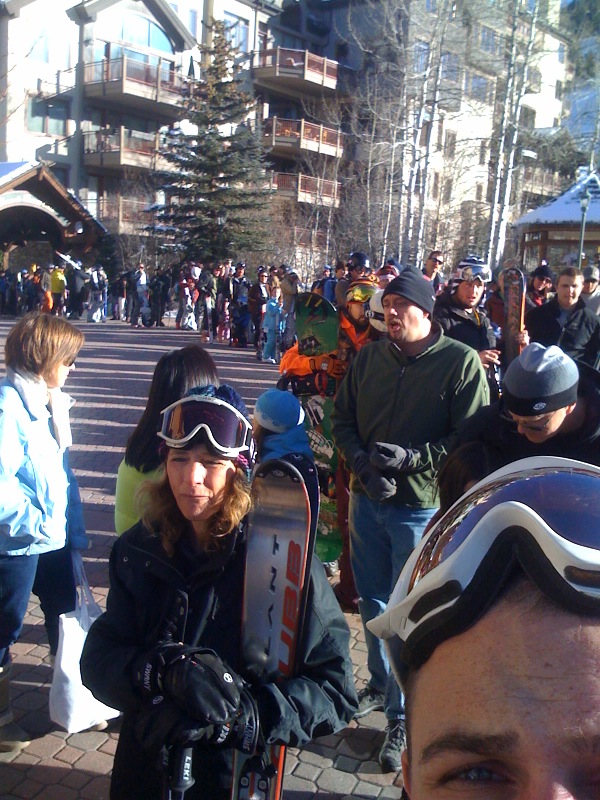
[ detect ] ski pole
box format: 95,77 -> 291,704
167,744 -> 195,800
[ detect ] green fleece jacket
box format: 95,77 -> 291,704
332,327 -> 490,507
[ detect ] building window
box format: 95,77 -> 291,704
258,22 -> 268,51
558,43 -> 565,64
444,130 -> 457,158
443,178 -> 453,204
476,183 -> 483,201
413,40 -> 430,74
432,172 -> 440,199
27,98 -> 68,136
479,25 -> 503,56
479,140 -> 487,165
441,51 -> 460,82
555,79 -> 563,100
437,117 -> 444,151
426,0 -> 437,11
30,32 -> 49,63
224,12 -> 250,53
520,105 -> 536,130
188,10 -> 197,38
464,69 -> 494,104
527,67 -> 542,93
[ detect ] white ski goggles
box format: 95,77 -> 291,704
369,457 -> 600,686
158,395 -> 253,458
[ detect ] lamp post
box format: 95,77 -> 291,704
578,186 -> 591,271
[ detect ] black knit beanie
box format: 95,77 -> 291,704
381,268 -> 436,315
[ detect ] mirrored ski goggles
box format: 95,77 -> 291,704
368,458 -> 600,685
346,282 -> 376,304
453,265 -> 490,284
158,396 -> 253,457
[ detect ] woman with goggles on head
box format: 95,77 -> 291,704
369,457 -> 600,800
82,384 -> 357,800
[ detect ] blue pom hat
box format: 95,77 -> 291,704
254,389 -> 305,434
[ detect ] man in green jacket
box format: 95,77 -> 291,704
332,269 -> 489,773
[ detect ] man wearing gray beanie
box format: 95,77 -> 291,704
455,343 -> 600,464
332,268 -> 489,772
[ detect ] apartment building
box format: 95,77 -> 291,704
315,0 -> 570,266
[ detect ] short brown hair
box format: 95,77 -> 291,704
5,312 -> 84,380
557,266 -> 583,283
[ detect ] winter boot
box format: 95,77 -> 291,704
0,663 -> 31,752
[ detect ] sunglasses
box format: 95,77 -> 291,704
431,258 -> 443,265
65,358 -> 77,367
507,411 -> 553,432
158,396 -> 253,458
368,459 -> 600,684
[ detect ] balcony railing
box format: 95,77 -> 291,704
83,57 -> 187,108
83,127 -> 168,171
252,48 -> 338,90
262,117 -> 343,158
95,196 -> 153,229
271,172 -> 340,207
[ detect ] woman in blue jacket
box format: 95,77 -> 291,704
0,312 -> 85,751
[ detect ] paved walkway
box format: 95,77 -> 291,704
0,318 -> 404,800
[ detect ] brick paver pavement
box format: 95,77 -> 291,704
0,318 -> 404,800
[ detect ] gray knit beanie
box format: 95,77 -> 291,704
503,344 -> 579,416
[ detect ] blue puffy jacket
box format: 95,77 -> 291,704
0,376 -> 86,556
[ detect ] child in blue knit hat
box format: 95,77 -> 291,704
253,388 -> 313,461
253,388 -> 319,527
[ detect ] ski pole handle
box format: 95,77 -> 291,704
168,745 -> 195,800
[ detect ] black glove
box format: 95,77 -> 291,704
370,442 -> 421,474
134,644 -> 242,727
351,451 -> 396,502
213,686 -> 260,755
134,645 -> 259,754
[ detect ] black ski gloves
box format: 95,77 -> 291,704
351,450 -> 396,502
133,643 -> 259,753
370,443 -> 421,474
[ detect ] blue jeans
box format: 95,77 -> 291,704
0,553 -> 39,667
262,330 -> 277,361
349,491 -> 436,719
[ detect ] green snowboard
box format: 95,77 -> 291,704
294,293 -> 341,564
295,292 -> 339,356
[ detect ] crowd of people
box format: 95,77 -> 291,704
0,248 -> 599,800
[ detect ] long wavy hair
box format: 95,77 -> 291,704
139,437 -> 253,556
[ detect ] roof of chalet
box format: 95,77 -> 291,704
0,0 -> 196,51
515,171 -> 600,228
0,161 -> 104,230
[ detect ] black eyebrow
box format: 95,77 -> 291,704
420,731 -> 518,764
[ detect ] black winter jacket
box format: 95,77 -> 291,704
525,297 -> 600,369
453,362 -> 600,469
433,292 -> 497,353
81,522 -> 357,800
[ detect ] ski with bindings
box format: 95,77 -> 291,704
503,267 -> 526,366
231,459 -> 315,800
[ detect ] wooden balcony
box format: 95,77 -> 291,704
263,117 -> 343,159
251,48 -> 338,95
95,196 -> 153,235
83,57 -> 188,121
83,127 -> 170,173
271,172 -> 340,208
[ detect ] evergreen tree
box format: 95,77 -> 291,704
156,21 -> 271,262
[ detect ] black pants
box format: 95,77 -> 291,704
32,546 -> 77,655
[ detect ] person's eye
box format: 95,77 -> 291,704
443,764 -> 507,784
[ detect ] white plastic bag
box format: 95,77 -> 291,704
49,551 -> 120,733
